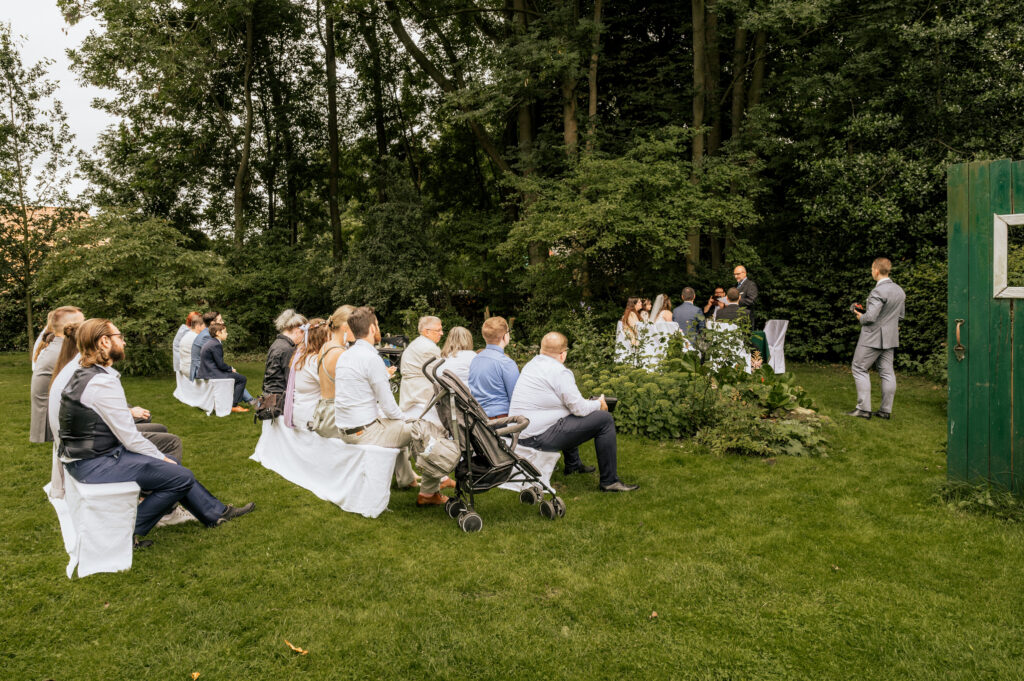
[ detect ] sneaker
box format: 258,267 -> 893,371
155,505 -> 198,528
215,502 -> 256,526
133,536 -> 154,550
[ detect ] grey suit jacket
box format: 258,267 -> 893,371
398,335 -> 441,411
671,302 -> 705,338
857,278 -> 906,350
30,337 -> 62,443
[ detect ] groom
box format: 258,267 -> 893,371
846,257 -> 906,420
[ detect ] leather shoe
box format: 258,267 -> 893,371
216,502 -> 255,526
565,464 -> 596,475
599,481 -> 640,492
416,493 -> 447,506
873,410 -> 891,420
440,476 -> 456,490
231,406 -> 250,413
133,536 -> 154,550
844,409 -> 872,419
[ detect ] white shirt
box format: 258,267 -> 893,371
291,355 -> 321,430
179,330 -> 198,376
57,364 -> 164,462
172,324 -> 189,372
440,350 -> 476,385
509,354 -> 600,439
334,339 -> 402,428
398,334 -> 441,411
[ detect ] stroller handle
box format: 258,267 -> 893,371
489,415 -> 529,436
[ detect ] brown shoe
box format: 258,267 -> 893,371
440,476 -> 456,490
416,493 -> 446,507
231,406 -> 250,413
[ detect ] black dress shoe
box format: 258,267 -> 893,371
599,481 -> 640,492
844,409 -> 872,419
216,502 -> 256,526
133,536 -> 154,550
565,464 -> 596,475
873,410 -> 891,420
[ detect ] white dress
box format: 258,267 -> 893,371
291,355 -> 321,430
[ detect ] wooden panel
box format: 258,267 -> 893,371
966,161 -> 991,483
988,160 -> 1013,488
947,163 -> 970,481
1012,161 -> 1024,493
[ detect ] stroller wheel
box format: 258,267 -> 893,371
445,497 -> 467,519
539,500 -> 556,520
519,488 -> 540,505
458,511 -> 483,533
551,497 -> 566,518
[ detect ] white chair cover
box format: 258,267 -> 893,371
614,321 -> 632,362
46,477 -> 140,578
250,417 -> 399,518
498,445 -> 561,493
173,372 -> 234,417
705,320 -> 753,374
763,319 -> 789,374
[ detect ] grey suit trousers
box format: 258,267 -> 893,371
851,344 -> 896,413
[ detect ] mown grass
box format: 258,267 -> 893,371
1,354 -> 1021,680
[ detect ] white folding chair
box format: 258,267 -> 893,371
763,319 -> 789,374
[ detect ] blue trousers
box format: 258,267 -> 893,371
64,448 -> 226,536
520,410 -> 620,486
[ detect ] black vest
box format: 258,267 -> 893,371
58,365 -> 120,460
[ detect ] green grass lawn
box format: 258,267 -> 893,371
1,353 -> 1021,680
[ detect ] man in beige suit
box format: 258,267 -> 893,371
399,316 -> 443,415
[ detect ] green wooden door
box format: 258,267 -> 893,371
947,160 -> 1024,492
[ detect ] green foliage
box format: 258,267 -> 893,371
936,480 -> 1024,523
35,209 -> 226,375
696,410 -> 830,458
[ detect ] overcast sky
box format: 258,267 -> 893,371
5,2 -> 118,199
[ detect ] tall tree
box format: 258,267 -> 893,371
0,23 -> 80,347
323,0 -> 344,258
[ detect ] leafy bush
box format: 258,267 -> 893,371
35,209 -> 226,375
936,480 -> 1024,523
695,407 -> 830,458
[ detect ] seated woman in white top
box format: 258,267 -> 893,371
652,294 -> 674,322
620,297 -> 643,346
289,318 -> 329,430
438,326 -> 476,385
178,316 -> 203,376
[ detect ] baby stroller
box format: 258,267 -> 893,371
420,357 -> 565,532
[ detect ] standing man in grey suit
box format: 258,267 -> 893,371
733,265 -> 759,328
847,257 -> 906,420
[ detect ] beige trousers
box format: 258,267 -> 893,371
340,419 -> 459,494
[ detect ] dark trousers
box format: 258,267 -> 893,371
141,429 -> 182,464
64,447 -> 226,536
520,410 -> 619,486
229,372 -> 248,405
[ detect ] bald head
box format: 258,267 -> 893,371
540,332 -> 568,358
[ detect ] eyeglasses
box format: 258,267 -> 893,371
105,333 -> 123,339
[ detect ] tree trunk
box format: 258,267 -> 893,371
748,29 -> 766,108
562,0 -> 579,160
705,0 -> 721,155
730,26 -> 747,140
513,0 -> 546,265
585,0 -> 602,153
7,82 -> 34,347
688,0 -> 706,275
326,10 -> 343,259
233,12 -> 254,247
265,42 -> 298,244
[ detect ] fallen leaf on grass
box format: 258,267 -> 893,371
649,611 -> 658,620
285,639 -> 309,655
191,673 -> 200,680
102,602 -> 109,609
831,565 -> 840,571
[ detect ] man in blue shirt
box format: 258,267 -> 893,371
469,316 -> 519,417
189,310 -> 221,380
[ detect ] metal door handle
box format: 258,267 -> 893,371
954,319 -> 965,362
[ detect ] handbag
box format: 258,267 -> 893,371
253,392 -> 284,422
309,398 -> 341,438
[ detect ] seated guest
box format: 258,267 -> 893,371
178,314 -> 205,377
58,318 -> 254,549
399,316 -> 443,414
311,305 -> 356,438
31,310 -> 55,371
640,298 -> 653,322
172,312 -> 198,374
439,326 -> 476,385
714,288 -> 747,322
286,319 -> 328,430
31,306 -> 84,443
190,310 -> 222,380
263,309 -> 307,400
509,332 -> 638,492
672,287 -> 706,338
469,316 -> 519,418
334,307 -> 457,506
654,294 -> 674,322
620,297 -> 643,345
197,322 -> 252,413
703,286 -> 727,319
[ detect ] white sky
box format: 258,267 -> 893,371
4,1 -> 118,199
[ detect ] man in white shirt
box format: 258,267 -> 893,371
509,332 -> 638,492
59,319 -> 254,548
398,316 -> 443,414
334,307 -> 459,506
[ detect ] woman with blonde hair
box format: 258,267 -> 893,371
439,326 -> 476,384
285,319 -> 329,429
30,305 -> 84,443
308,305 -> 355,437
